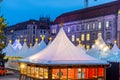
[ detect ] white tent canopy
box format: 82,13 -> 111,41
87,33 -> 112,59
76,44 -> 86,52
111,44 -> 120,55
12,39 -> 22,50
4,43 -> 15,56
27,40 -> 47,58
18,42 -> 29,58
20,28 -> 108,65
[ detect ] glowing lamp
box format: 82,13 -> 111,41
2,41 -> 4,44
24,39 -> 27,42
96,41 -> 99,45
9,40 -> 12,44
92,45 -> 95,48
41,36 -> 45,40
35,38 -> 38,42
49,37 -> 52,41
30,43 -> 32,47
18,39 -> 20,42
114,40 -> 117,44
103,47 -> 108,52
20,63 -> 26,69
118,10 -> 120,14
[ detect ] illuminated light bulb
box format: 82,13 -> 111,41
49,37 -> 52,41
30,43 -> 32,47
103,47 -> 109,52
35,38 -> 38,42
41,36 -> 45,40
18,39 -> 20,42
24,39 -> 26,42
21,63 -> 25,69
40,35 -> 42,37
9,40 -> 12,44
2,41 -> 4,44
118,10 -> 120,14
114,40 -> 117,44
96,41 -> 99,45
92,45 -> 95,48
100,44 -> 104,48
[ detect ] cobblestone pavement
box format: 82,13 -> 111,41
0,69 -> 19,80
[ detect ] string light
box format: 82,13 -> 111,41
49,37 -> 52,41
24,38 -> 27,42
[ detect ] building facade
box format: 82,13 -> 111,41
51,0 -> 120,49
5,17 -> 53,46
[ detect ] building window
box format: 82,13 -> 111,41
52,29 -> 56,34
106,21 -> 109,28
106,32 -> 111,40
92,23 -> 95,29
92,33 -> 96,40
76,25 -> 79,31
86,34 -> 90,41
81,25 -> 84,30
98,22 -> 102,29
81,34 -> 85,41
87,24 -> 90,30
68,27 -> 70,32
72,35 -> 75,42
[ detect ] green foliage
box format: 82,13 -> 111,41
0,0 -> 8,64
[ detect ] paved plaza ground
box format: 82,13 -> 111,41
0,69 -> 19,80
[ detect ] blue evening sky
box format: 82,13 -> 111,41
1,0 -> 115,26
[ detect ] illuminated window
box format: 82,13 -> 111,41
106,21 -> 109,28
92,23 -> 95,29
52,29 -> 56,34
52,29 -> 54,34
81,25 -> 84,30
98,22 -> 102,29
86,34 -> 90,41
68,27 -> 70,32
106,32 -> 111,40
72,35 -> 75,42
118,10 -> 120,14
81,34 -> 85,41
87,24 -> 90,30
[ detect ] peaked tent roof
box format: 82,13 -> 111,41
4,43 -> 15,56
20,28 -> 108,65
76,44 -> 86,52
111,44 -> 119,55
18,42 -> 29,58
12,39 -> 22,50
107,51 -> 120,63
87,33 -> 112,59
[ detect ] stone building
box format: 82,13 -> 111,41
5,17 -> 53,46
51,0 -> 120,49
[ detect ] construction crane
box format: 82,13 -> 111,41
84,0 -> 97,8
